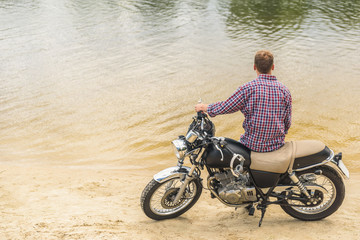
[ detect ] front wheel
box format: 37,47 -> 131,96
141,177 -> 202,220
281,165 -> 345,221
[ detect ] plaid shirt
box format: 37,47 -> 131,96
207,74 -> 292,152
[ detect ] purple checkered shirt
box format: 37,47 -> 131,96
207,74 -> 292,152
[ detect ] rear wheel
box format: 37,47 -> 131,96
141,177 -> 202,220
281,165 -> 345,221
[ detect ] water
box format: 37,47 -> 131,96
0,0 -> 359,171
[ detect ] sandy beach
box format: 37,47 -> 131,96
0,163 -> 359,240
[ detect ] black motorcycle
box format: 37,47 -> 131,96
140,112 -> 349,226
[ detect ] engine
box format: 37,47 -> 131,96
213,170 -> 257,204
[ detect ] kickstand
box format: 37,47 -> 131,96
258,206 -> 267,227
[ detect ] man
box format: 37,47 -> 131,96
195,50 -> 292,152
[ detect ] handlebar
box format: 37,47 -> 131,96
197,111 -> 207,119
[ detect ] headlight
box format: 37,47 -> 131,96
171,139 -> 187,159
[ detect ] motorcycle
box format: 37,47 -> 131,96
140,112 -> 349,226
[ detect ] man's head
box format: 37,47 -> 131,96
254,50 -> 274,75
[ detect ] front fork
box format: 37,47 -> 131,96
173,165 -> 197,203
173,148 -> 205,203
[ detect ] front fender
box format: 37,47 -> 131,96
153,166 -> 192,183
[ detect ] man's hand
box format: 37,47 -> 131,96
195,103 -> 208,112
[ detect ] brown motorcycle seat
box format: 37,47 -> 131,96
250,140 -> 326,173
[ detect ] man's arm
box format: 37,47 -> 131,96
284,91 -> 292,134
195,87 -> 247,117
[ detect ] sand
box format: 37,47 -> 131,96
0,163 -> 359,240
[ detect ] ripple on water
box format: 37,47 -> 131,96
0,0 -> 359,171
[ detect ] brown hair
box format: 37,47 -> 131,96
254,50 -> 274,74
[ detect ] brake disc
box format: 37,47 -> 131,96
161,188 -> 185,209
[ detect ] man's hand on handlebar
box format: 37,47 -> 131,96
195,103 -> 208,113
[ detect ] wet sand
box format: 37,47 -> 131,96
0,164 -> 359,239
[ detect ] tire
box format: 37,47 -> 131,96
281,165 -> 345,221
140,177 -> 202,220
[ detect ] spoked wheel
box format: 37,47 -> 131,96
141,177 -> 202,220
281,165 -> 345,221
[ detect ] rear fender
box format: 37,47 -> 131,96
328,161 -> 350,179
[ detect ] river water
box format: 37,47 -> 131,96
0,0 -> 359,171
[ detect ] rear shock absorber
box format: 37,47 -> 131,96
289,172 -> 310,198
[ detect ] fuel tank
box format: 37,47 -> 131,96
204,138 -> 250,168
